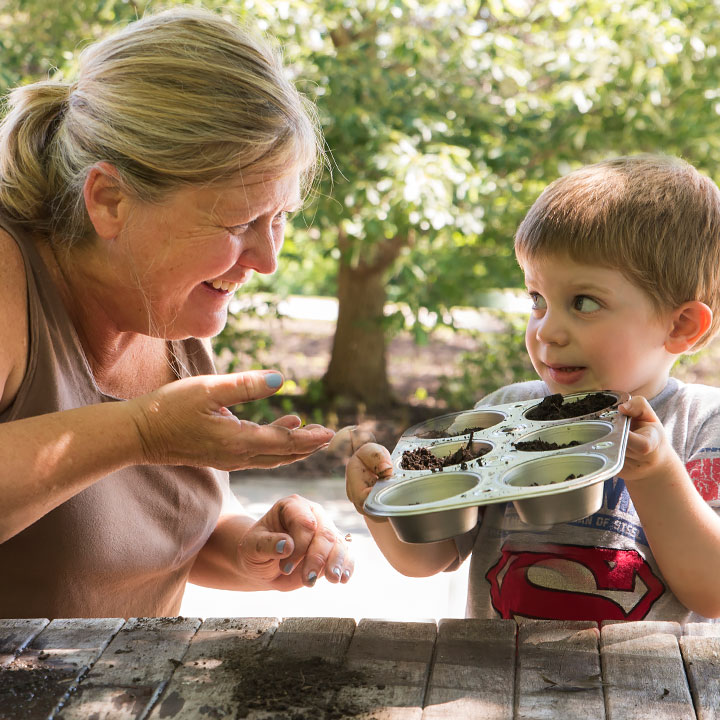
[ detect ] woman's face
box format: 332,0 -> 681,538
114,171 -> 302,339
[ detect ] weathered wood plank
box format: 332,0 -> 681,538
337,619 -> 437,720
0,619 -> 49,668
56,616 -> 201,720
685,624 -> 720,638
679,633 -> 720,720
421,618 -> 515,720
234,616 -> 358,719
515,620 -> 603,720
146,616 -> 278,720
601,621 -> 694,720
0,617 -> 124,719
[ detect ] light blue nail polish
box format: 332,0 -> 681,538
343,570 -> 351,580
307,571 -> 317,586
283,561 -> 294,574
275,539 -> 286,554
265,372 -> 283,389
332,567 -> 341,578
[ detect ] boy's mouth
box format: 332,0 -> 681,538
545,364 -> 587,384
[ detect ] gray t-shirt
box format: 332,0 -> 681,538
454,377 -> 720,623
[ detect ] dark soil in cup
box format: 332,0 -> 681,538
231,653 -> 383,719
401,437 -> 489,470
417,425 -> 486,439
525,392 -> 616,421
513,439 -> 581,452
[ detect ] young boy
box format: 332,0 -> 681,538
346,155 -> 720,623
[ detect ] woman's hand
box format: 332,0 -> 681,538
129,370 -> 334,471
236,494 -> 354,590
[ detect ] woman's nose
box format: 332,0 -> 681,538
241,223 -> 282,275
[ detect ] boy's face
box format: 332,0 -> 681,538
523,253 -> 676,399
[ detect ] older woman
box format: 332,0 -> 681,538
0,7 -> 352,618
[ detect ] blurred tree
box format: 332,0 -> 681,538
3,0 -> 720,409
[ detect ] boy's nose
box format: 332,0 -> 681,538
535,311 -> 569,346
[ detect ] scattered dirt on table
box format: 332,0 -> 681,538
513,439 -> 581,451
230,653 -> 383,720
525,392 -> 616,421
401,435 -> 489,470
0,663 -> 74,717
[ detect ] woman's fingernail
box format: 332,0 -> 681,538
283,561 -> 294,574
332,567 -> 342,578
275,539 -> 286,554
265,372 -> 283,389
307,571 -> 318,586
343,570 -> 351,581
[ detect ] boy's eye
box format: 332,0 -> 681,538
573,295 -> 601,313
529,292 -> 546,310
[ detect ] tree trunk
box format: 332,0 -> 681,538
323,260 -> 393,409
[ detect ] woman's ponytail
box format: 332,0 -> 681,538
0,81 -> 71,231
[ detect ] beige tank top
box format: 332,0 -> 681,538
0,220 -> 227,618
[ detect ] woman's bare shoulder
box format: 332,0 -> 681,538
0,227 -> 29,413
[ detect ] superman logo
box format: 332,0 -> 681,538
486,544 -> 665,622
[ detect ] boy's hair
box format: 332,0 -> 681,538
515,155 -> 720,350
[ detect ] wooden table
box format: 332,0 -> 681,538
1,617 -> 719,719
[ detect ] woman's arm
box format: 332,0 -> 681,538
0,376 -> 334,544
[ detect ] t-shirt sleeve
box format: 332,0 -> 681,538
685,418 -> 720,508
678,386 -> 720,508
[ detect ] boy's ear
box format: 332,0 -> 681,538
83,162 -> 130,240
665,301 -> 713,354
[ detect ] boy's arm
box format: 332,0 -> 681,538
346,442 -> 459,576
621,396 -> 720,618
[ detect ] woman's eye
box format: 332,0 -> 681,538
227,224 -> 249,235
573,295 -> 601,313
272,211 -> 289,225
529,292 -> 546,310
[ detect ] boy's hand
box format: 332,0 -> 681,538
346,443 -> 394,515
619,396 -> 676,482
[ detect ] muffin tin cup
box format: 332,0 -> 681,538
364,390 -> 630,542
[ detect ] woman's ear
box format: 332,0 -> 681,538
665,301 -> 713,354
83,162 -> 129,240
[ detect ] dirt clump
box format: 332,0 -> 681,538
513,439 -> 581,452
401,437 -> 489,470
525,392 -> 616,421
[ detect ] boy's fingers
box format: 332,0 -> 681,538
327,425 -> 377,457
626,424 -> 663,457
354,442 -> 393,477
619,396 -> 658,423
346,443 -> 393,514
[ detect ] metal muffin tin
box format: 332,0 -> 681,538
364,391 -> 631,542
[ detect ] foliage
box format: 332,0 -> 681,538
4,0 -> 720,402
437,312 -> 536,409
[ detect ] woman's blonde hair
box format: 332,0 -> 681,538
0,6 -> 321,246
515,155 -> 720,349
